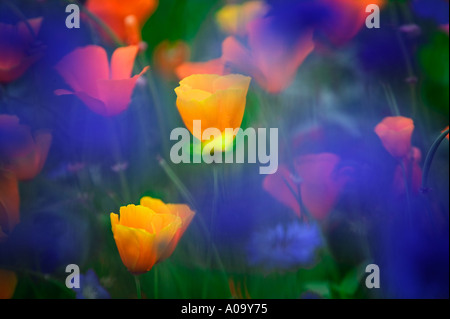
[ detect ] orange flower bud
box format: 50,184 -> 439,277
375,116 -> 415,159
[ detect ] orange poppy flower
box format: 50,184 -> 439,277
0,18 -> 43,83
321,0 -> 386,45
55,45 -> 149,117
0,269 -> 17,299
0,169 -> 20,239
263,153 -> 351,220
153,40 -> 191,80
110,198 -> 194,275
174,74 -> 251,147
374,116 -> 415,159
86,0 -> 158,44
222,17 -> 315,94
175,58 -> 227,81
0,115 -> 52,181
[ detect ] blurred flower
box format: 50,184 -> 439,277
174,74 -> 251,148
175,58 -> 227,81
153,40 -> 191,80
0,18 -> 43,83
216,1 -> 268,37
222,17 -> 314,93
263,153 -> 352,220
265,0 -> 386,47
0,269 -> 17,299
55,45 -> 149,117
247,222 -> 323,273
0,169 -> 19,239
374,116 -> 415,159
72,269 -> 110,299
111,198 -> 194,274
320,0 -> 386,45
86,0 -> 158,44
441,24 -> 449,34
0,115 -> 52,181
393,147 -> 423,196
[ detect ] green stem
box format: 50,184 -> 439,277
421,129 -> 449,193
134,275 -> 142,299
156,155 -> 197,208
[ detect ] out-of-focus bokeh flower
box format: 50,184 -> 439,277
72,269 -> 110,299
175,58 -> 227,81
0,115 -> 52,181
215,1 -> 268,37
247,222 -> 323,273
174,74 -> 251,148
374,116 -> 415,159
86,0 -> 158,44
153,40 -> 191,80
0,269 -> 17,299
222,17 -> 314,93
0,169 -> 19,239
265,0 -> 386,47
0,18 -> 43,84
263,153 -> 352,220
111,199 -> 194,274
55,45 -> 149,117
320,0 -> 386,45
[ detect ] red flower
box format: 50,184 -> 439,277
374,116 -> 415,159
86,0 -> 158,44
55,45 -> 149,117
0,115 -> 52,181
263,153 -> 352,220
0,18 -> 43,83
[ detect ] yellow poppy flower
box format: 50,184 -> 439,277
174,74 -> 251,150
110,198 -> 194,274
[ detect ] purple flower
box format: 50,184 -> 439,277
247,222 -> 323,273
72,269 -> 110,299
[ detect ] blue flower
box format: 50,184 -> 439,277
72,269 -> 110,299
247,222 -> 323,273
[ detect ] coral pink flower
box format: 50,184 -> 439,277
263,153 -> 352,220
0,18 -> 43,83
55,45 -> 149,117
375,116 -> 415,159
